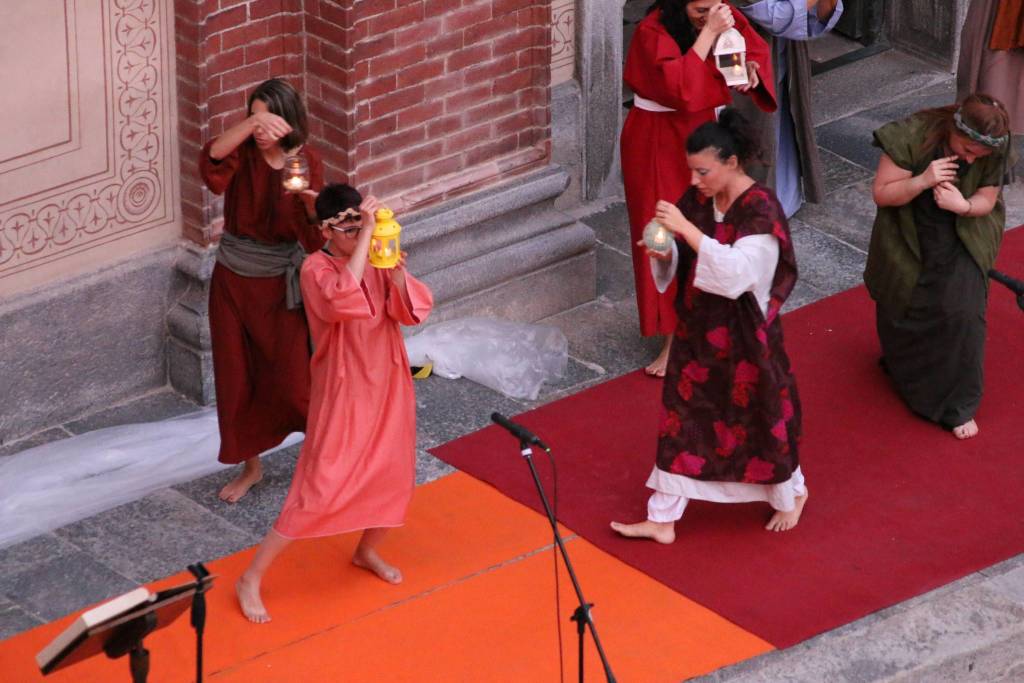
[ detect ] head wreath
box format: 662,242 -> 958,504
954,109 -> 1009,148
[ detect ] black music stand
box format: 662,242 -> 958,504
38,565 -> 215,682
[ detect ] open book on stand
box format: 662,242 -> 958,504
36,576 -> 212,675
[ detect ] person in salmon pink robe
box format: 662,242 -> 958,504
236,183 -> 433,624
200,78 -> 325,503
622,0 -> 776,378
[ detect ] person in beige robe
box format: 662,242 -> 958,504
958,0 -> 1024,136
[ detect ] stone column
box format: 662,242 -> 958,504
576,0 -> 624,199
887,0 -> 972,72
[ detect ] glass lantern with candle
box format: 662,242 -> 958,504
281,155 -> 310,192
642,219 -> 672,255
713,28 -> 749,88
369,207 -> 401,269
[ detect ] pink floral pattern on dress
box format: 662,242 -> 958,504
656,184 -> 802,486
731,360 -> 760,407
706,326 -> 732,359
676,360 -> 710,400
743,457 -> 776,483
659,408 -> 682,438
713,420 -> 747,457
670,451 -> 706,476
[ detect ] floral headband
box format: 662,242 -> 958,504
321,208 -> 361,227
954,109 -> 1008,149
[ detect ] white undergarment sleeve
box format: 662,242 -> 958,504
694,234 -> 779,317
650,241 -> 679,294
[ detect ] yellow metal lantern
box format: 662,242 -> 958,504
369,207 -> 401,269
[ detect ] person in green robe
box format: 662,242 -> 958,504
865,93 -> 1013,439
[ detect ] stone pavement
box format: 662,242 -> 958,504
2,48 -> 1024,680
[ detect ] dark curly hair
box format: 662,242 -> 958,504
686,107 -> 763,165
646,0 -> 700,54
315,183 -> 363,222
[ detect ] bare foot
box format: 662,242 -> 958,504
952,419 -> 979,440
236,575 -> 270,624
610,520 -> 675,544
765,490 -> 809,532
352,547 -> 403,584
219,460 -> 263,503
644,336 -> 672,378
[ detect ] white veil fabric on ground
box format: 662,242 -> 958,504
0,410 -> 302,549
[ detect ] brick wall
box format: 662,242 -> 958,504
175,0 -> 552,246
175,0 -> 307,245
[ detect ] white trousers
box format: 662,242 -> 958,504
646,467 -> 807,523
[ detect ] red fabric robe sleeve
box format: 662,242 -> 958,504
625,20 -> 730,113
384,269 -> 434,325
300,257 -> 376,323
624,5 -> 777,114
199,139 -> 241,195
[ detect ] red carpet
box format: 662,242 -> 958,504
431,227 -> 1024,649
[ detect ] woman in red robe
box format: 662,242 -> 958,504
199,79 -> 325,503
622,0 -> 776,376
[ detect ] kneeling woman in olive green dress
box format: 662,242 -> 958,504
865,93 -> 1012,440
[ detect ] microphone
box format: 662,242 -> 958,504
490,412 -> 551,452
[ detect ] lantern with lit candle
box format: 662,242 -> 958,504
369,207 -> 401,269
281,155 -> 310,192
713,28 -> 748,88
642,219 -> 672,255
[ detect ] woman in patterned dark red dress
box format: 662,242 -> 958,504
612,109 -> 806,542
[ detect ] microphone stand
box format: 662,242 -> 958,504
187,563 -> 210,683
517,439 -> 616,683
989,269 -> 1024,311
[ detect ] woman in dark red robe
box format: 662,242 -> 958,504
622,0 -> 776,377
199,79 -> 325,503
613,109 -> 805,543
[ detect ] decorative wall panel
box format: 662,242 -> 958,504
0,0 -> 179,296
551,0 -> 576,86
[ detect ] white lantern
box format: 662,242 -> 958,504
714,28 -> 749,88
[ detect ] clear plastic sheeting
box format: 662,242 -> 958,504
0,409 -> 303,549
404,317 -> 568,400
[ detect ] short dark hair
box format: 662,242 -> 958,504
315,183 -> 363,222
686,107 -> 762,165
247,78 -> 308,150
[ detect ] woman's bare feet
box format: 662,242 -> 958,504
644,336 -> 672,378
352,547 -> 403,584
765,490 -> 809,532
952,419 -> 979,440
220,459 -> 263,503
610,520 -> 676,544
236,574 -> 270,624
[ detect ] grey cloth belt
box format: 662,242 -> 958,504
215,232 -> 306,310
